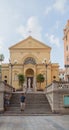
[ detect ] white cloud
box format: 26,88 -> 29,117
55,21 -> 60,30
50,20 -> 60,32
45,33 -> 60,47
45,0 -> 68,15
53,0 -> 68,13
17,16 -> 42,40
45,6 -> 52,15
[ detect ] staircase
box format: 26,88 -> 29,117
4,92 -> 52,115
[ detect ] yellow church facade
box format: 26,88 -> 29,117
2,36 -> 59,91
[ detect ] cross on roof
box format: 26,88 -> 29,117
28,30 -> 32,36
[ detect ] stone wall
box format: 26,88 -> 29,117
0,81 -> 13,112
46,81 -> 69,114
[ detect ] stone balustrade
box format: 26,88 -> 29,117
46,81 -> 69,92
0,81 -> 13,92
0,81 -> 13,112
46,80 -> 69,114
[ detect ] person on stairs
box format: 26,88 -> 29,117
20,93 -> 26,111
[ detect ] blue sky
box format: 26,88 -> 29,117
0,0 -> 69,68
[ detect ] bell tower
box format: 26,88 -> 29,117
63,20 -> 69,81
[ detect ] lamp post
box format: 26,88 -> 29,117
9,60 -> 17,86
42,58 -> 51,87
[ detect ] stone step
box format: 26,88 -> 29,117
4,111 -> 53,116
5,108 -> 52,114
4,93 -> 52,114
10,101 -> 49,104
7,107 -> 50,111
10,94 -> 49,103
10,104 -> 51,108
8,105 -> 51,110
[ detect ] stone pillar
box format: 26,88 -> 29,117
33,77 -> 36,92
0,92 -> 4,112
0,81 -> 13,112
0,82 -> 4,112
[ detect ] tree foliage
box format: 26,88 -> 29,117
18,74 -> 25,90
0,54 -> 4,62
36,74 -> 45,89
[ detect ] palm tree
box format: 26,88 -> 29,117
18,74 -> 25,90
0,54 -> 4,63
36,73 -> 45,90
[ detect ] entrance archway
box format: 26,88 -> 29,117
26,69 -> 34,90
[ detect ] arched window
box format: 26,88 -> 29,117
24,57 -> 36,65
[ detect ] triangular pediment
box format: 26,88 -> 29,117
9,36 -> 51,50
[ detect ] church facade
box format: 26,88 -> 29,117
2,36 -> 59,91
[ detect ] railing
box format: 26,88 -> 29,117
0,81 -> 14,92
66,72 -> 69,75
46,80 -> 69,113
46,80 -> 69,92
0,81 -> 14,111
46,94 -> 53,108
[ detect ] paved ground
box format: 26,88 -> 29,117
0,115 -> 69,130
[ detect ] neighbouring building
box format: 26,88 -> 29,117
59,69 -> 65,81
63,20 -> 69,81
2,36 -> 59,91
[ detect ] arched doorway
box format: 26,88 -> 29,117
26,68 -> 34,90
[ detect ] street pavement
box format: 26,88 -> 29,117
0,115 -> 69,130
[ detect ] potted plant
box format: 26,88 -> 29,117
18,74 -> 25,91
36,73 -> 45,91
